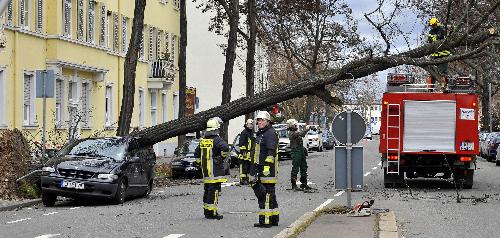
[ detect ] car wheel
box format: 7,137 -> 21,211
143,179 -> 153,197
113,178 -> 127,205
319,146 -> 323,152
496,160 -> 500,166
42,192 -> 56,207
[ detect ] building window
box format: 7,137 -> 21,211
36,0 -> 43,32
171,35 -> 176,65
99,5 -> 106,46
140,26 -> 145,60
55,79 -> 64,126
113,13 -> 119,51
150,90 -> 158,126
164,32 -> 169,59
138,89 -> 145,127
23,73 -> 36,126
63,0 -> 72,37
162,92 -> 167,123
77,0 -> 84,40
157,30 -> 163,60
18,0 -> 30,29
148,26 -> 154,62
0,70 -> 5,126
6,1 -> 13,26
81,82 -> 91,128
121,16 -> 128,54
105,85 -> 113,126
87,0 -> 95,43
174,0 -> 179,10
106,11 -> 111,48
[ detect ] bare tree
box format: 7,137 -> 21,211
178,0 -> 188,146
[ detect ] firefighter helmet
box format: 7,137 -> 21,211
245,119 -> 254,127
256,111 -> 271,121
206,118 -> 220,131
429,18 -> 439,26
286,119 -> 298,128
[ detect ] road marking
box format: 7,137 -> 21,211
7,218 -> 31,224
228,211 -> 253,214
42,212 -> 58,216
34,234 -> 60,238
314,199 -> 335,212
163,234 -> 185,238
69,207 -> 81,210
364,172 -> 371,177
295,181 -> 315,185
222,182 -> 239,187
334,191 -> 344,197
372,167 -> 378,170
378,162 -> 382,166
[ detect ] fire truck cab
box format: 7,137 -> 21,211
379,74 -> 479,188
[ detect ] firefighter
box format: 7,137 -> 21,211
287,119 -> 312,190
238,119 -> 255,185
250,111 -> 279,228
427,17 -> 451,85
194,118 -> 230,220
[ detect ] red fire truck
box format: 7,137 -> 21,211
379,74 -> 479,188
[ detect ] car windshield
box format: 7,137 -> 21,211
58,138 -> 127,161
181,140 -> 199,154
277,130 -> 288,138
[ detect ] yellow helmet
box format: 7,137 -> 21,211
429,18 -> 439,26
206,118 -> 220,131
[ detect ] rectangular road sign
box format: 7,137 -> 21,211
36,70 -> 55,98
335,146 -> 364,190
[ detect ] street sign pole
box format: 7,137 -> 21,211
346,109 -> 352,208
42,71 -> 47,161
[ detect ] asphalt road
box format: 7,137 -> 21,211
1,139 -> 499,238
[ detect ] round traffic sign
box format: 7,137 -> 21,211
332,111 -> 366,144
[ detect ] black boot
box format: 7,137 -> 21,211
300,177 -> 312,190
205,214 -> 223,220
254,223 -> 272,228
291,177 -> 298,190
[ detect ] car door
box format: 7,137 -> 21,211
126,148 -> 145,195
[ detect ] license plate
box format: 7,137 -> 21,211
61,180 -> 85,189
460,142 -> 474,151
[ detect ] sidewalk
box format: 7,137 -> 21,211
298,214 -> 376,238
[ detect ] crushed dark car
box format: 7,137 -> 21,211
40,137 -> 156,206
171,139 -> 230,179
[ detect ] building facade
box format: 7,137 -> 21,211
0,0 -> 180,155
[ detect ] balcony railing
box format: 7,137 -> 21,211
148,59 -> 173,79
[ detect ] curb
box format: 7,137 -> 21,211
378,211 -> 399,238
0,199 -> 42,212
273,199 -> 334,238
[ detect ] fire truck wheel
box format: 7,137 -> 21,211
383,169 -> 404,188
454,170 -> 473,189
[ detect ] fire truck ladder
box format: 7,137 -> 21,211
386,104 -> 400,174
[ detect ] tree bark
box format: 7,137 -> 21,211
178,0 -> 188,147
219,0 -> 239,141
116,0 -> 146,136
131,29 -> 496,147
245,0 -> 256,121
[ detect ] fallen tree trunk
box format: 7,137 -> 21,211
132,28 -> 497,147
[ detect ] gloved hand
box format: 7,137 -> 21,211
248,175 -> 258,184
263,166 -> 270,176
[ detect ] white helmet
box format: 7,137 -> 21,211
212,116 -> 223,125
286,119 -> 298,127
245,119 -> 254,126
256,111 -> 271,121
206,118 -> 220,131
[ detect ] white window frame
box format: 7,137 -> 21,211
63,0 -> 73,37
77,0 -> 84,40
161,91 -> 168,123
138,88 -> 145,128
105,84 -> 113,127
87,0 -> 95,43
80,80 -> 91,128
36,0 -> 43,32
98,4 -> 106,46
0,69 -> 6,126
55,78 -> 64,127
18,0 -> 30,30
121,15 -> 128,54
150,89 -> 158,126
23,72 -> 36,126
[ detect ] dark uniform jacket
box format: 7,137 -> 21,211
238,128 -> 255,161
288,129 -> 308,149
251,125 -> 278,184
194,131 -> 230,183
428,25 -> 451,57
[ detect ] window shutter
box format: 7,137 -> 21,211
171,35 -> 176,64
99,5 -> 106,46
77,0 -> 84,40
81,82 -> 89,127
24,77 -> 31,107
113,13 -> 119,51
148,26 -> 154,62
164,32 -> 169,59
157,30 -> 163,60
18,0 -> 25,26
36,0 -> 43,32
6,1 -> 13,25
140,26 -> 145,59
63,0 -> 71,36
87,0 -> 95,43
121,16 -> 127,53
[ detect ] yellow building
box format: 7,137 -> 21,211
0,0 -> 180,156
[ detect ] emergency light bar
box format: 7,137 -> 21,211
387,73 -> 412,85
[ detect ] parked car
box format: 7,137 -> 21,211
495,145 -> 500,166
322,131 -> 336,150
485,134 -> 500,162
40,137 -> 156,206
277,128 -> 291,159
364,127 -> 373,140
306,129 -> 323,152
171,139 -> 230,178
481,132 -> 499,159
